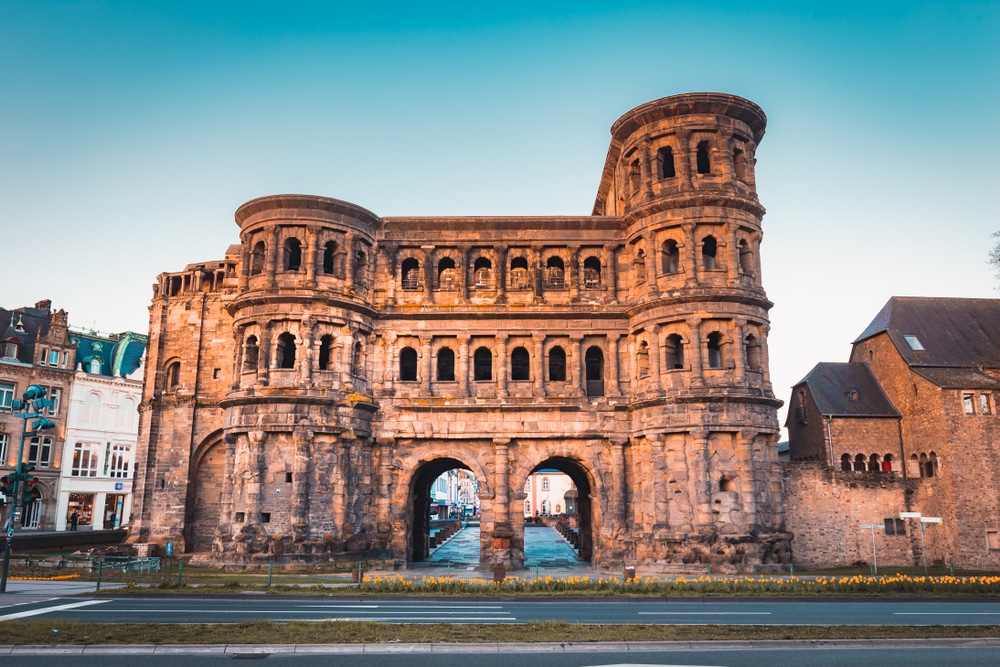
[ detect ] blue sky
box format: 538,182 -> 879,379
2,1 -> 998,432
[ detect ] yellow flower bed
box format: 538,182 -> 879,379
9,574 -> 82,581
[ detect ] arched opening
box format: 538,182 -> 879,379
165,361 -> 181,392
410,458 -> 478,562
585,346 -> 604,396
841,453 -> 852,472
509,256 -> 530,290
250,241 -> 265,276
707,332 -> 723,369
510,346 -> 530,381
869,453 -> 880,471
545,257 -> 565,288
322,241 -> 337,274
275,333 -> 296,369
524,457 -> 593,564
401,258 -> 420,291
548,346 -> 566,382
854,453 -> 867,472
282,238 -> 302,272
662,240 -> 680,274
352,340 -> 365,378
184,438 -> 224,553
437,347 -> 455,381
399,347 -> 418,382
437,257 -> 457,289
739,239 -> 754,276
473,347 -> 492,381
882,453 -> 894,472
474,257 -> 493,288
733,147 -> 747,181
633,249 -> 647,283
696,140 -> 711,174
702,236 -> 718,270
637,341 -> 650,377
582,256 -> 601,289
665,333 -> 684,369
744,334 -> 761,371
317,335 -> 333,371
354,250 -> 368,288
659,146 -> 675,178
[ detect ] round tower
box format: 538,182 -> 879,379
596,93 -> 788,565
219,195 -> 381,559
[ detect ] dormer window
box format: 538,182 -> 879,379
1,341 -> 17,359
903,335 -> 925,351
847,388 -> 859,401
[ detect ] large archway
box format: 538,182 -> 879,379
185,436 -> 225,553
409,457 -> 476,562
524,457 -> 594,563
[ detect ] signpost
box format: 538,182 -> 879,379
900,512 -> 943,574
860,522 -> 885,574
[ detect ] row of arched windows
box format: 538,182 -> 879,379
240,334 -> 367,377
633,236 -> 755,284
398,345 -> 606,394
399,255 -> 604,292
247,237 -> 369,286
840,453 -> 895,473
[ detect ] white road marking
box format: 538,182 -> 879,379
894,612 -> 1000,615
637,611 -> 771,615
0,599 -> 110,621
298,604 -> 505,609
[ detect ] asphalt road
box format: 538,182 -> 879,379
4,596 -> 1000,625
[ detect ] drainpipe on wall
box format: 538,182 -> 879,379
825,416 -> 834,467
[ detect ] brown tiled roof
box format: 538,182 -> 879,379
794,362 -> 899,417
854,297 -> 1000,370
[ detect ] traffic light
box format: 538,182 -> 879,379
19,465 -> 36,506
0,475 -> 14,501
31,417 -> 55,432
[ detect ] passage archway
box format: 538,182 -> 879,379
409,458 -> 478,562
524,457 -> 593,563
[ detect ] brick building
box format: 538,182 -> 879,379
129,93 -> 791,571
786,297 -> 1000,569
0,301 -> 76,529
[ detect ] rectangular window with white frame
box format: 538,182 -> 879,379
108,444 -> 132,479
963,392 -> 975,414
28,436 -> 53,468
48,349 -> 59,366
0,433 -> 8,466
71,442 -> 101,477
0,382 -> 14,412
43,386 -> 60,416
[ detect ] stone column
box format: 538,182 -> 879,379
643,232 -> 657,296
683,223 -> 698,287
531,245 -> 543,299
384,246 -> 398,304
257,326 -> 272,385
495,245 -> 508,303
604,245 -> 619,302
420,337 -> 433,396
232,325 -> 246,389
459,245 -> 471,301
725,222 -> 739,285
375,437 -> 395,544
570,335 -> 584,397
678,129 -> 694,191
267,228 -> 281,287
760,324 -> 774,394
690,429 -> 711,529
733,318 -> 747,386
532,334 -> 545,397
651,435 -> 668,533
607,334 -> 621,397
220,433 -> 237,532
687,318 -> 703,387
641,137 -> 654,201
333,434 -> 354,539
648,325 -> 662,392
344,232 -> 355,291
291,429 -> 311,541
495,334 -> 508,399
423,247 -> 434,301
383,333 -> 397,394
736,430 -> 758,528
239,242 -> 250,290
626,335 -> 637,395
568,245 -> 580,301
305,226 -> 319,287
610,437 -> 629,535
245,431 -> 267,520
458,336 -> 470,397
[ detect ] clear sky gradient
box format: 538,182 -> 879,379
2,1 -> 998,434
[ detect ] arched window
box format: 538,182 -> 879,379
869,454 -> 880,471
662,240 -> 680,274
628,159 -> 640,198
854,454 -> 867,472
318,335 -> 333,370
583,256 -> 601,288
89,358 -> 102,374
739,240 -> 754,276
166,361 -> 181,391
744,334 -> 761,371
659,146 -> 675,178
696,140 -> 711,174
541,499 -> 549,515
399,347 -> 418,382
733,147 -> 747,181
276,333 -> 296,369
437,347 -> 455,381
250,241 -> 266,276
243,336 -> 259,372
474,257 -> 493,288
634,249 -> 647,283
354,250 -> 368,288
83,392 -> 101,424
637,341 -> 650,377
545,257 -> 565,288
841,453 -> 852,472
117,397 -> 135,430
438,257 -> 457,289
322,241 -> 337,275
352,340 -> 365,377
401,258 -> 420,291
882,454 -> 893,472
585,346 -> 604,396
511,347 -> 530,381
707,332 -> 723,369
548,346 -> 566,382
702,236 -> 718,271
283,238 -> 302,271
665,334 -> 684,369
473,347 -> 492,381
509,256 -> 530,290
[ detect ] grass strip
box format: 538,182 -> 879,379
1,621 -> 999,646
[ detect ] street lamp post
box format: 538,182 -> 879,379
0,385 -> 55,593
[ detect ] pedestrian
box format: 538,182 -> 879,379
70,510 -> 79,531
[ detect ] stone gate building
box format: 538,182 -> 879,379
129,92 -> 791,570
